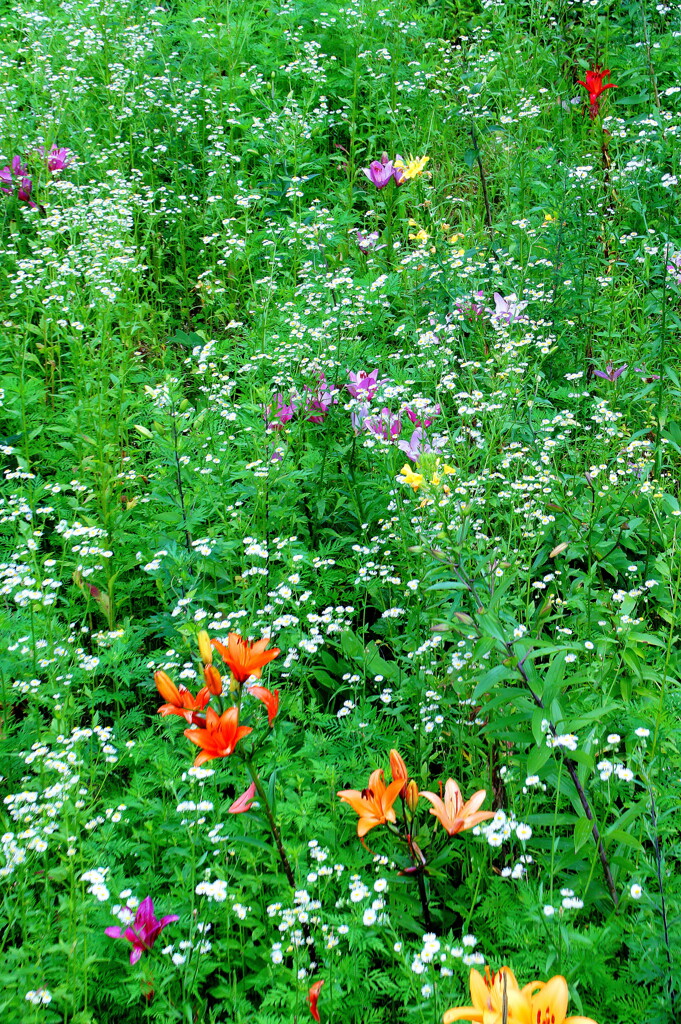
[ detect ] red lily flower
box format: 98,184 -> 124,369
577,68 -> 616,118
154,670 -> 211,724
211,632 -> 280,684
184,706 -> 252,766
247,684 -> 280,727
308,980 -> 324,1021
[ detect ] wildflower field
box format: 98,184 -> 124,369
2,0 -> 681,1020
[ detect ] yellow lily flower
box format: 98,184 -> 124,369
398,464 -> 425,491
394,154 -> 429,181
443,967 -> 599,1024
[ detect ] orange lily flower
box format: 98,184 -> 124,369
337,768 -> 404,838
308,979 -> 324,1022
183,706 -> 252,766
203,664 -> 224,696
154,670 -> 211,723
211,633 -> 280,684
443,966 -> 599,1024
247,685 -> 280,727
389,748 -> 409,794
419,778 -> 494,836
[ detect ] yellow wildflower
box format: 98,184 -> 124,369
394,154 -> 429,181
398,464 -> 425,491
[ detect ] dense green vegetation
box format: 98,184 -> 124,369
1,0 -> 680,1021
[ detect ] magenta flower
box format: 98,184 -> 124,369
593,361 -> 627,381
267,392 -> 297,429
488,292 -> 528,323
347,369 -> 383,400
362,157 -> 397,189
36,144 -> 73,171
397,428 -> 446,462
228,782 -> 257,814
405,403 -> 441,428
0,156 -> 36,208
303,371 -> 339,423
365,407 -> 402,440
105,896 -> 179,965
453,290 -> 486,320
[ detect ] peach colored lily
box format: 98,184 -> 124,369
184,706 -> 252,766
211,633 -> 280,684
154,670 -> 210,723
443,966 -> 599,1024
338,768 -> 404,838
419,778 -> 494,836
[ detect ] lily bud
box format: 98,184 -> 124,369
203,664 -> 223,696
406,779 -> 420,813
154,670 -> 178,703
197,630 -> 213,665
389,749 -> 409,794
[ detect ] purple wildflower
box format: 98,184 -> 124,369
404,403 -> 441,428
362,159 -> 396,189
397,428 -> 447,462
356,230 -> 381,253
0,156 -> 36,208
303,371 -> 339,423
350,403 -> 371,434
347,369 -> 383,400
105,896 -> 179,965
36,144 -> 73,171
488,292 -> 528,324
267,393 -> 297,429
593,362 -> 627,382
666,253 -> 681,285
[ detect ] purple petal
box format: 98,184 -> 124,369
129,946 -> 144,966
104,926 -> 123,939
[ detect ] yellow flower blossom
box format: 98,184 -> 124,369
394,154 -> 429,181
398,464 -> 425,491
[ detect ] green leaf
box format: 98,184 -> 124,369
574,817 -> 593,853
527,743 -> 551,774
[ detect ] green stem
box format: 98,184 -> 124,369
246,763 -> 319,968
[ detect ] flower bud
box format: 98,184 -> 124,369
389,749 -> 408,787
197,630 -> 213,665
406,780 -> 420,814
203,664 -> 223,696
154,670 -> 176,702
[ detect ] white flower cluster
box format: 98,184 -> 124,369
81,867 -> 110,902
473,809 -> 532,848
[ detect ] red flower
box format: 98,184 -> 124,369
247,684 -> 280,727
308,980 -> 324,1022
577,68 -> 617,118
211,633 -> 280,684
155,670 -> 211,724
184,706 -> 252,766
